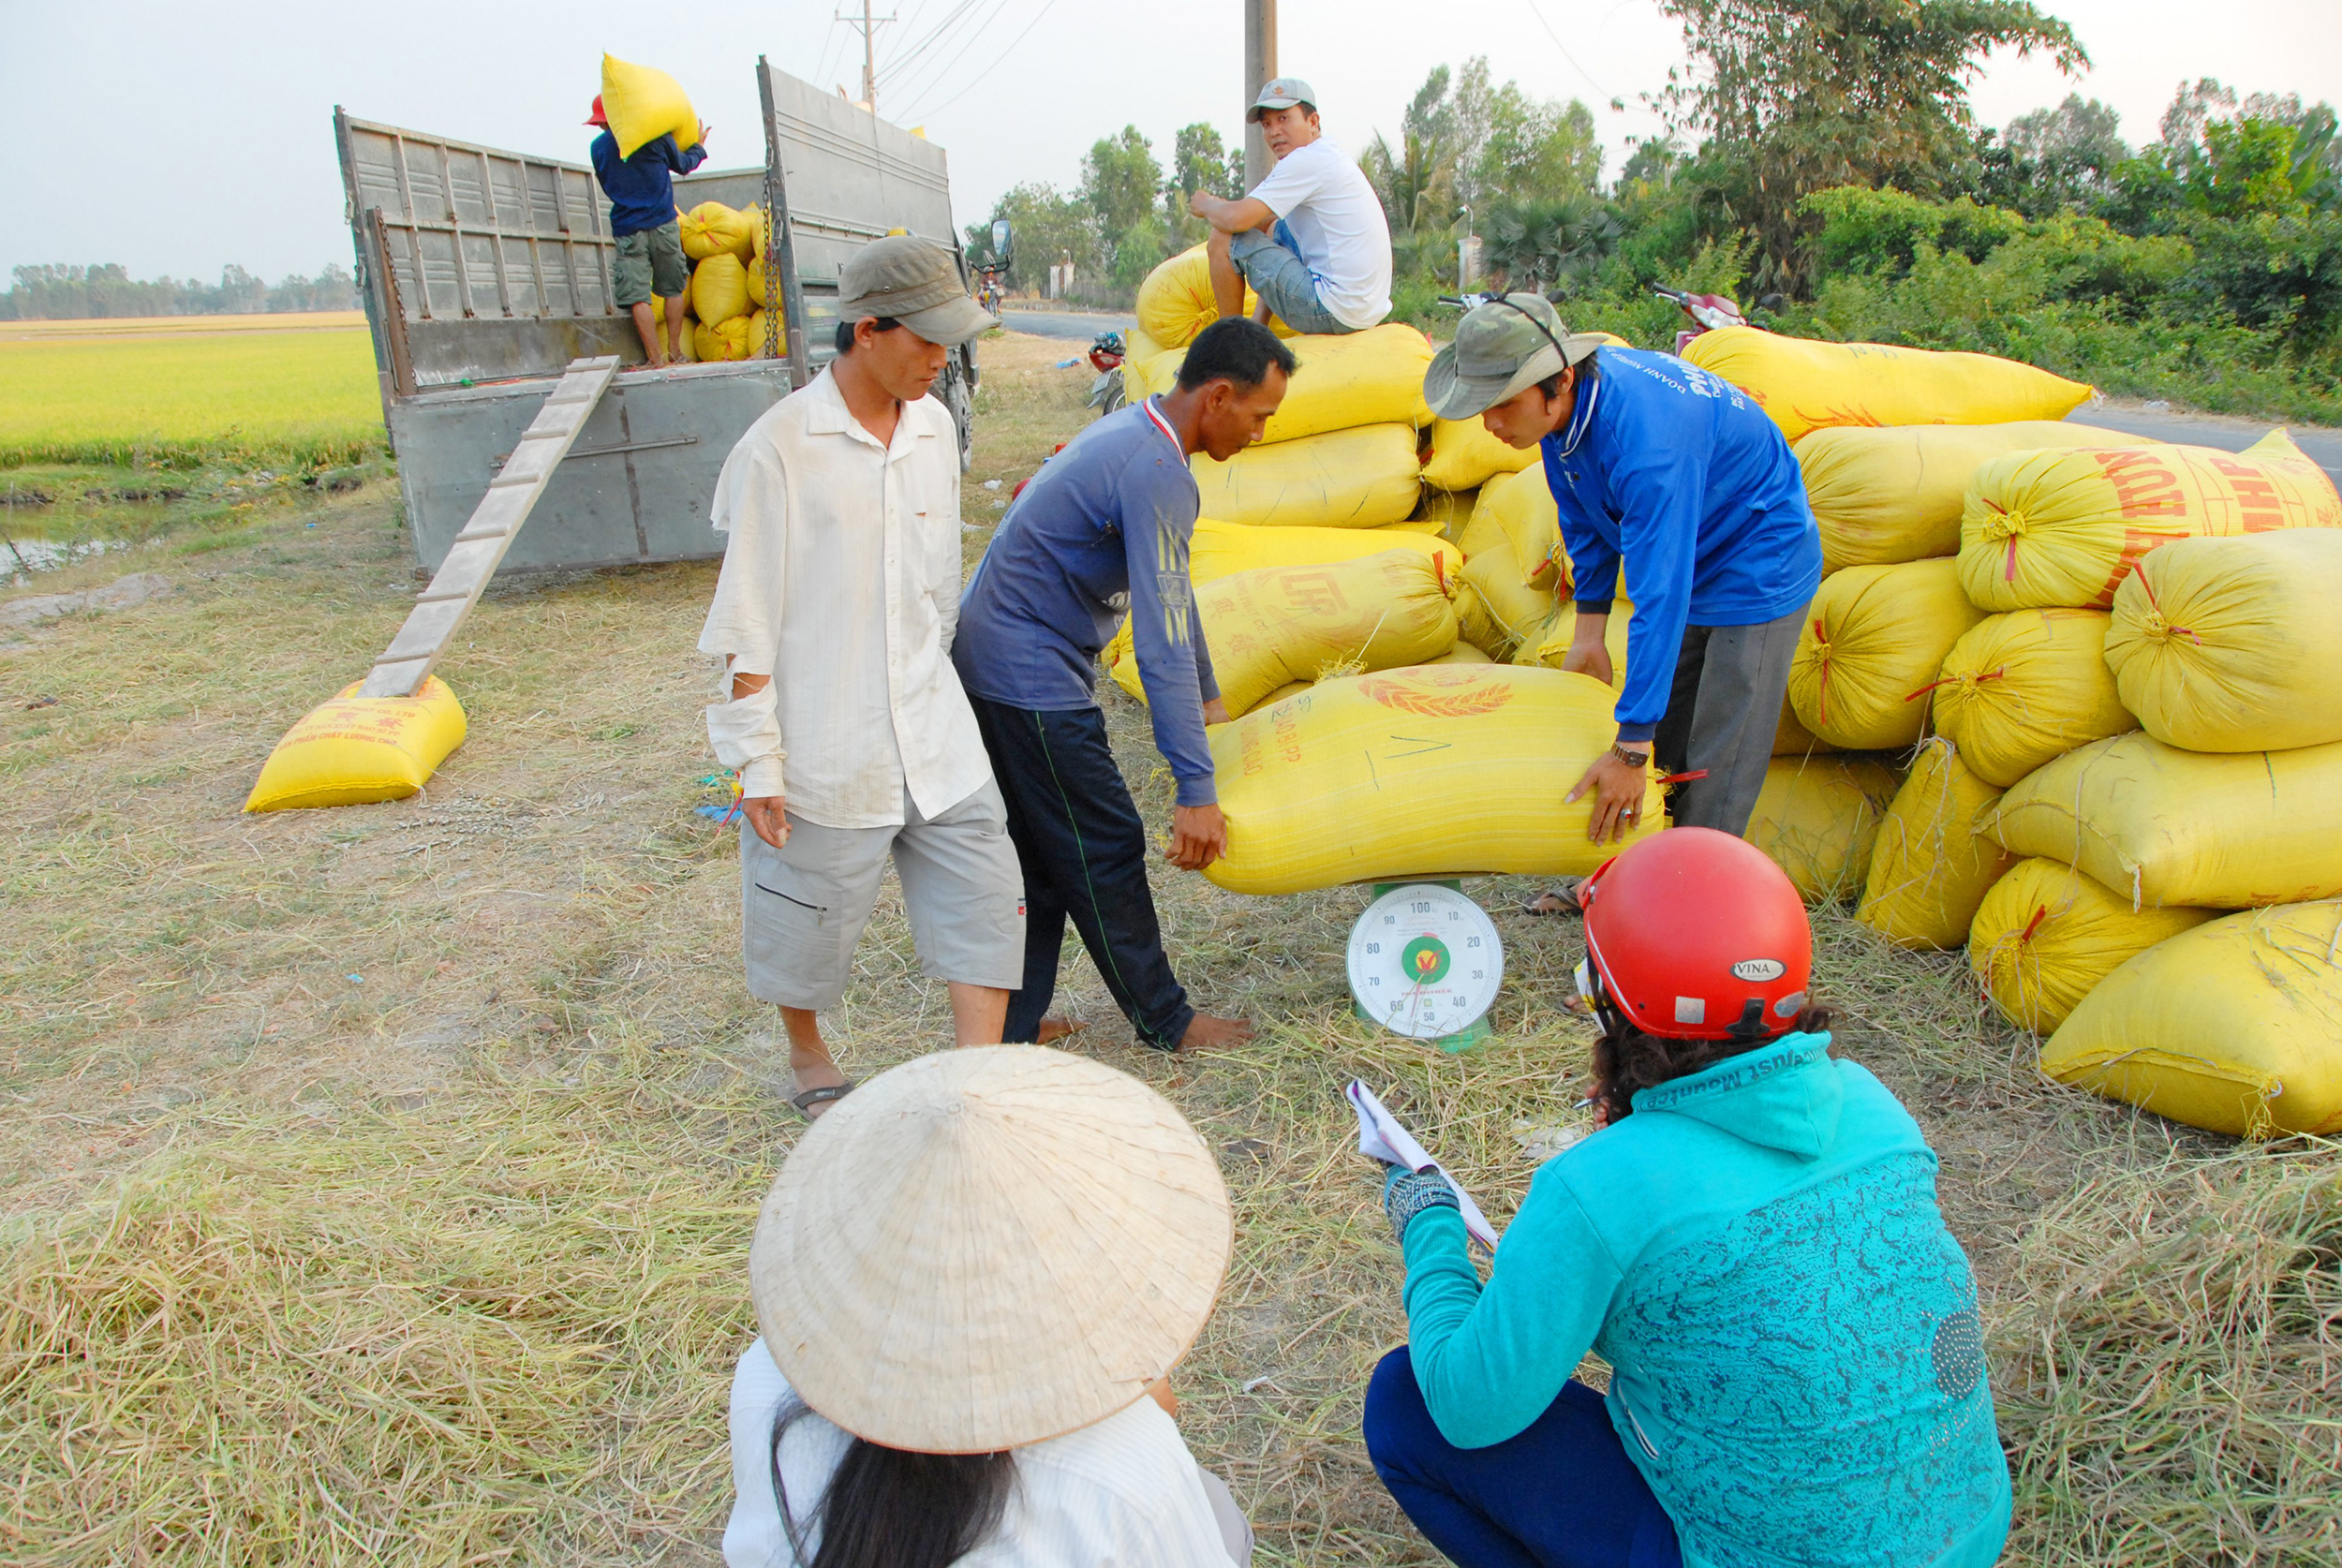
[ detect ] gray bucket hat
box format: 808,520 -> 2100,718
839,234 -> 997,347
1424,293 -> 1608,420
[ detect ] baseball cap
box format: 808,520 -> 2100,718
838,234 -> 997,348
1423,293 -> 1608,420
1248,77 -> 1318,121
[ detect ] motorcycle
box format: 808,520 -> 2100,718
1652,286 -> 1750,353
1085,331 -> 1127,417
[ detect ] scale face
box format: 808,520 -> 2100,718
1347,883 -> 1505,1042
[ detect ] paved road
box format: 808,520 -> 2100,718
2067,400 -> 2342,492
999,307 -> 1138,342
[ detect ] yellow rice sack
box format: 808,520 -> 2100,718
1855,738 -> 2017,950
1458,545 -> 1561,659
1134,245 -> 1261,349
742,256 -> 788,316
1968,858 -> 2216,1033
1929,608 -> 2136,788
1982,732 -> 2342,908
1773,697 -> 1841,757
678,200 -> 754,261
1743,755 -> 1904,904
1794,421 -> 2150,572
1680,326 -> 2091,443
1103,523 -> 1460,676
693,315 -> 752,362
1112,550 -> 1457,716
1192,423 -> 1421,529
1422,417 -> 1539,494
1456,498 -> 1509,562
245,678 -> 467,812
600,55 -> 699,159
1244,643 -> 1496,715
2041,900 -> 2342,1137
1203,666 -> 1664,895
1119,326 -> 1169,407
1424,643 -> 1492,666
690,252 -> 750,326
1958,430 -> 2342,613
744,204 -> 767,260
2103,530 -> 2342,753
1467,467 -> 1566,590
1414,485 -> 1479,540
1139,324 -> 1436,445
1786,558 -> 1984,750
1511,600 -> 1632,689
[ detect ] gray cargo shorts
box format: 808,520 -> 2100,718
740,778 -> 1026,1010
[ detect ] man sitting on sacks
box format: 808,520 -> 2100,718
1187,78 -> 1393,336
952,318 -> 1296,1055
698,236 -> 1023,1118
1423,295 -> 1821,913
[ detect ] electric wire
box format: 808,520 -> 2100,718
897,0 -> 1059,124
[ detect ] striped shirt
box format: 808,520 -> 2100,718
722,1339 -> 1238,1567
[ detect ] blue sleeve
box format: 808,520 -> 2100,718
668,135 -> 708,174
1399,1163 -> 1624,1449
1120,459 -> 1218,806
1605,436 -> 1708,746
590,133 -> 619,192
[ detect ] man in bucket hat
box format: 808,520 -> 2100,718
1425,296 -> 1820,910
1187,77 -> 1392,335
699,235 -> 1023,1117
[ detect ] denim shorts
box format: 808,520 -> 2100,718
1230,221 -> 1356,335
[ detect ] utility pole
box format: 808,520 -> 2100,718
1243,0 -> 1277,186
838,0 -> 893,111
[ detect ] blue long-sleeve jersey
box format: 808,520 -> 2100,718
589,129 -> 707,237
1540,347 -> 1821,743
952,397 -> 1222,806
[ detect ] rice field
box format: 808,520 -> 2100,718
0,313 -> 383,470
1,332 -> 2335,1565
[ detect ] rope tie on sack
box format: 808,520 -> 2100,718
1906,666 -> 2007,703
1810,618 -> 1832,727
2019,905 -> 2049,944
1977,505 -> 2030,583
2131,565 -> 2201,645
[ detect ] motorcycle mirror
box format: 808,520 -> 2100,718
991,219 -> 1013,260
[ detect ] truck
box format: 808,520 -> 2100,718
334,58 -> 982,578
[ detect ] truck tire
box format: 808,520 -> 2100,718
941,352 -> 976,472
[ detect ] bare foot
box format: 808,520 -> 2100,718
1037,1016 -> 1089,1044
1176,1013 -> 1253,1053
790,1057 -> 850,1119
1522,877 -> 1587,916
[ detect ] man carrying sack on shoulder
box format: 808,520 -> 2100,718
1189,78 -> 1392,336
698,236 -> 1022,1117
1424,295 -> 1821,913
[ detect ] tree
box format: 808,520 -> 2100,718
1079,127 -> 1164,265
1474,83 -> 1602,204
1362,66 -> 1460,234
1164,123 -> 1243,248
1976,94 -> 2126,215
1481,193 -> 1623,295
1653,0 -> 2087,291
966,182 -> 1100,295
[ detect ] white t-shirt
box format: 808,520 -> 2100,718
722,1339 -> 1238,1568
1247,137 -> 1393,331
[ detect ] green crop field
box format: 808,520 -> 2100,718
0,314 -> 384,471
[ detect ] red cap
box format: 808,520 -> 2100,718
586,95 -> 609,128
1579,827 -> 1811,1042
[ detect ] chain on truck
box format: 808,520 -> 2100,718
334,58 -> 982,579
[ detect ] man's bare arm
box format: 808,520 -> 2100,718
1189,190 -> 1276,234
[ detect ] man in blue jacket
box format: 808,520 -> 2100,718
953,318 -> 1294,1054
1426,296 -> 1820,902
587,95 -> 707,369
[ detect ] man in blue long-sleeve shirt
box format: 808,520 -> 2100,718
587,95 -> 707,368
954,318 -> 1295,1052
1426,295 -> 1820,901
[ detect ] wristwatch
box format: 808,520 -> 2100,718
1610,743 -> 1651,768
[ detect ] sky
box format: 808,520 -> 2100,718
1,0 -> 2337,284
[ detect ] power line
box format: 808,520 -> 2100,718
879,0 -> 989,89
898,0 -> 1060,124
1520,0 -> 1619,106
884,0 -> 1015,111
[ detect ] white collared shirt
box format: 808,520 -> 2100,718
721,1339 -> 1238,1568
698,367 -> 990,829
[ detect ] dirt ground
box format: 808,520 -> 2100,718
2,332 -> 2334,1565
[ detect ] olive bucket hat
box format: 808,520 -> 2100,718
839,233 -> 998,347
1424,292 -> 1609,420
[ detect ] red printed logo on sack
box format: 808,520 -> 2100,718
1357,668 -> 1514,718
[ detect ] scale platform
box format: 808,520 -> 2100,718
1348,880 -> 1505,1054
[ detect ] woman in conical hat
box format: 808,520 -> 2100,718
722,1044 -> 1252,1568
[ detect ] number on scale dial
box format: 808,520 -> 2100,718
1346,883 -> 1505,1041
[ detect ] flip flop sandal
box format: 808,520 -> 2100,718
1521,877 -> 1587,917
789,1081 -> 855,1120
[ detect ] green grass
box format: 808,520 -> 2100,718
0,321 -> 385,471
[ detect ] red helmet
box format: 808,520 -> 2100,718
586,95 -> 610,128
1579,827 -> 1812,1042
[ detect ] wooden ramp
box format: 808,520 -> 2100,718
358,355 -> 619,700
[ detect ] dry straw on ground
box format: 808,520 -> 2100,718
3,331 -> 2336,1564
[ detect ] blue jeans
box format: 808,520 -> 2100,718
1363,1348 -> 1683,1568
1229,219 -> 1356,335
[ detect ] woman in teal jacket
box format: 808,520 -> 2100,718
1364,827 -> 2008,1568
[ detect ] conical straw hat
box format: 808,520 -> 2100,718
749,1045 -> 1234,1454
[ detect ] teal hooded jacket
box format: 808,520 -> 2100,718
1398,1032 -> 2010,1568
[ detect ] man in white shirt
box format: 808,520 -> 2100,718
698,235 -> 1023,1117
1189,77 -> 1393,336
